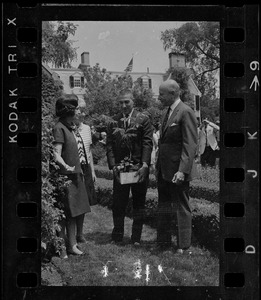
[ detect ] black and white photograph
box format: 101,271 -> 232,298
2,3 -> 259,300
41,20 -> 220,286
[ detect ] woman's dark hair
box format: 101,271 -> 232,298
55,94 -> 79,118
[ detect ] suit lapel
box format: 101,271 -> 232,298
160,110 -> 167,137
129,109 -> 138,128
161,101 -> 182,136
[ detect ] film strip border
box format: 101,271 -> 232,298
221,5 -> 259,300
2,3 -> 259,300
2,2 -> 41,298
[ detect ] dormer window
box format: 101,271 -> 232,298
138,75 -> 152,89
69,73 -> 84,88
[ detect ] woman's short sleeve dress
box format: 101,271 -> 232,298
53,121 -> 91,218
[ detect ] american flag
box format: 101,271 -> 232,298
124,57 -> 133,72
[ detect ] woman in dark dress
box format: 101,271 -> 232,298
53,94 -> 91,256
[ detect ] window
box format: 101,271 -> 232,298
69,75 -> 84,88
74,78 -> 81,87
138,76 -> 152,89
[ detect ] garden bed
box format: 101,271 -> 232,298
94,165 -> 219,203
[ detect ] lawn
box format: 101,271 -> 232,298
43,204 -> 219,286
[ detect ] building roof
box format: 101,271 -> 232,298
188,75 -> 202,97
42,63 -> 53,76
51,67 -> 81,72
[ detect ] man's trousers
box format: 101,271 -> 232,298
111,177 -> 148,243
157,173 -> 192,249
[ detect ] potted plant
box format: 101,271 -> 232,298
117,156 -> 140,184
112,123 -> 141,184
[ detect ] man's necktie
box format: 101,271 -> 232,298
162,107 -> 171,131
124,113 -> 129,129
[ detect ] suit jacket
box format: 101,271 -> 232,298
198,124 -> 218,154
157,101 -> 198,182
106,109 -> 153,169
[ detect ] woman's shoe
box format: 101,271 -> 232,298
60,248 -> 68,259
67,244 -> 84,255
76,235 -> 87,244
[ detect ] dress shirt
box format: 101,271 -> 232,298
123,108 -> 134,128
168,99 -> 181,119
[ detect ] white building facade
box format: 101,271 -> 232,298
45,51 -> 201,116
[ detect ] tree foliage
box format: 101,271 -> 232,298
41,72 -> 70,259
82,64 -> 159,129
166,67 -> 194,109
42,21 -> 78,68
161,22 -> 219,93
83,64 -> 124,117
132,79 -> 156,111
161,22 -> 220,119
161,22 -> 219,75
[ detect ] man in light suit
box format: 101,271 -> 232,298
198,119 -> 219,167
156,79 -> 198,254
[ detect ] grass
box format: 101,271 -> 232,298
48,205 -> 219,286
195,163 -> 219,184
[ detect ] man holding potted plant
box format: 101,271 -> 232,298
106,89 -> 153,246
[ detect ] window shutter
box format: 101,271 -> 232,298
195,95 -> 200,111
69,75 -> 74,88
149,78 -> 152,89
81,76 -> 84,88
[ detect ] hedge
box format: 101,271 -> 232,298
94,165 -> 219,203
95,177 -> 220,255
41,72 -> 69,260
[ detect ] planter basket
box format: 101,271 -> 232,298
120,171 -> 139,185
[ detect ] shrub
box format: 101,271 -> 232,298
92,143 -> 107,165
95,165 -> 113,180
86,113 -> 114,133
191,200 -> 220,254
41,72 -> 69,260
94,165 -> 219,203
190,180 -> 219,203
196,164 -> 219,185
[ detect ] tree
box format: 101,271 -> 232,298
165,67 -> 194,109
161,22 -> 219,93
161,22 -> 219,77
161,22 -> 220,119
42,21 -> 78,68
132,78 -> 155,110
83,64 -> 123,117
82,63 -> 157,118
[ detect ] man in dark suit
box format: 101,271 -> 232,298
156,79 -> 198,254
106,89 -> 153,245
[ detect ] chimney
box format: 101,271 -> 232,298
169,52 -> 186,69
81,52 -> 90,66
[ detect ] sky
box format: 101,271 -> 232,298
68,21 -> 187,73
